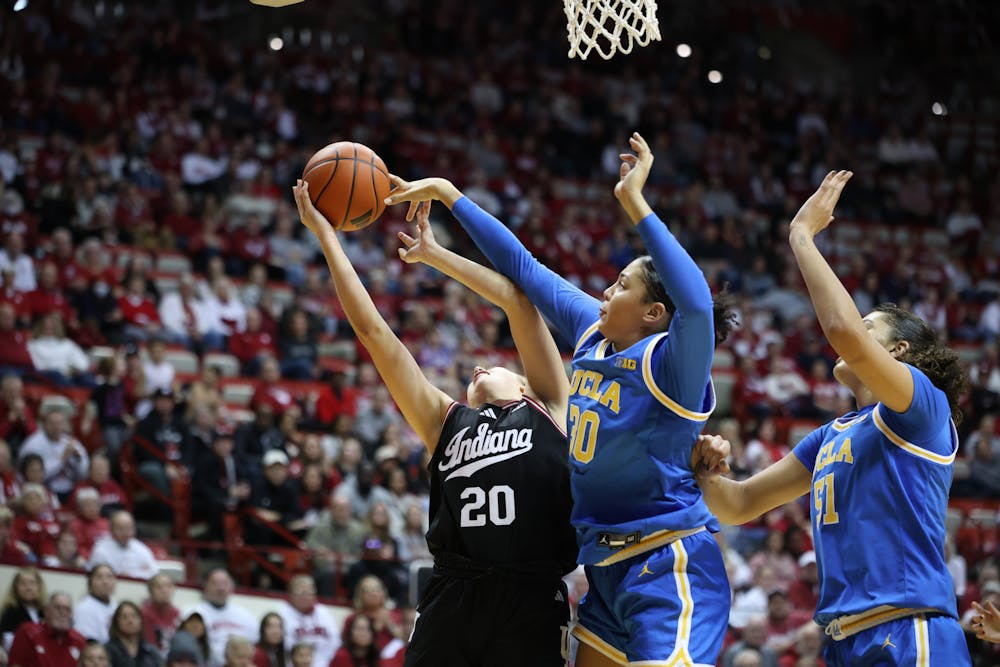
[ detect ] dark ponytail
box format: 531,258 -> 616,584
635,256 -> 738,346
873,303 -> 968,425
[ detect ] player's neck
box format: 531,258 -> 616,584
852,386 -> 877,411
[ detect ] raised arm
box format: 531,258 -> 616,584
788,171 -> 914,413
617,133 -> 715,408
385,177 -> 600,346
292,181 -> 453,451
397,202 -> 569,413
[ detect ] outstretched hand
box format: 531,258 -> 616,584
691,434 -> 732,477
383,175 -> 461,222
614,132 -> 654,202
292,179 -> 333,238
971,600 -> 1000,644
790,170 -> 853,238
397,201 -> 441,265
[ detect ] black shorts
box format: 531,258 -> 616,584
404,561 -> 570,667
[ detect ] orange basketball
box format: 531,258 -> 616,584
302,142 -> 391,232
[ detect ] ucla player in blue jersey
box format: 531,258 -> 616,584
293,183 -> 578,667
693,171 -> 972,666
386,133 -> 738,667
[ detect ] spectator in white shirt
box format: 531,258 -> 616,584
88,510 -> 158,579
181,138 -> 228,187
182,569 -> 258,667
159,274 -> 226,351
142,337 -> 176,396
0,232 -> 35,292
210,278 -> 247,335
27,313 -> 92,387
73,563 -> 117,643
18,408 -> 89,501
277,575 -> 340,667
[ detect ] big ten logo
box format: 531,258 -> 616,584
615,357 -> 637,371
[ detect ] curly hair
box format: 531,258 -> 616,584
635,256 -> 739,346
872,303 -> 968,425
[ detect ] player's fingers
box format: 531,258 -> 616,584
620,153 -> 638,164
631,131 -> 649,153
986,600 -> 1000,615
389,174 -> 407,188
620,161 -> 631,181
397,248 -> 410,262
417,200 -> 432,222
406,200 -> 419,222
398,231 -> 416,247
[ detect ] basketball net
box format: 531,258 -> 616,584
565,0 -> 661,60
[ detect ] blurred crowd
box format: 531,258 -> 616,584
0,0 -> 998,665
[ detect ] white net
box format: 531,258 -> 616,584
565,0 -> 661,60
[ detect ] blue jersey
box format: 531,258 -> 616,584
792,365 -> 959,627
451,197 -> 719,565
569,322 -> 719,563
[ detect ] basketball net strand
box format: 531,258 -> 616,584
565,0 -> 661,60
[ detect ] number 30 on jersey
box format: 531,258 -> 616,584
569,405 -> 600,463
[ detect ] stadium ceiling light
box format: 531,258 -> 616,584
931,102 -> 948,116
708,70 -> 723,84
676,43 -> 691,58
269,36 -> 284,51
14,0 -> 28,11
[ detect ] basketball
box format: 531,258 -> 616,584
302,142 -> 391,232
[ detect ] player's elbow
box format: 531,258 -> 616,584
354,319 -> 392,347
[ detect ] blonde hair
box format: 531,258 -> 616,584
1,568 -> 46,613
352,575 -> 386,611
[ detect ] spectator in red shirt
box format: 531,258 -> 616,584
313,368 -> 359,427
228,307 -> 277,375
787,550 -> 819,614
0,304 -> 34,376
0,374 -> 34,453
0,506 -> 30,565
778,622 -> 825,667
329,614 -> 380,667
141,573 -> 180,656
26,262 -> 75,326
68,487 -> 110,559
8,591 -> 87,667
11,484 -> 60,562
0,269 -> 30,324
118,274 -> 161,342
47,228 -> 83,290
115,184 -> 155,245
74,452 -> 131,516
340,575 -> 403,654
249,356 -> 294,415
161,191 -> 200,249
230,213 -> 270,276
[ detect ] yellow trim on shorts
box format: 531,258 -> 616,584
572,624 -> 627,665
914,615 -> 929,667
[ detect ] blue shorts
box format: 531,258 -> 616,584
572,529 -> 730,666
824,613 -> 971,667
